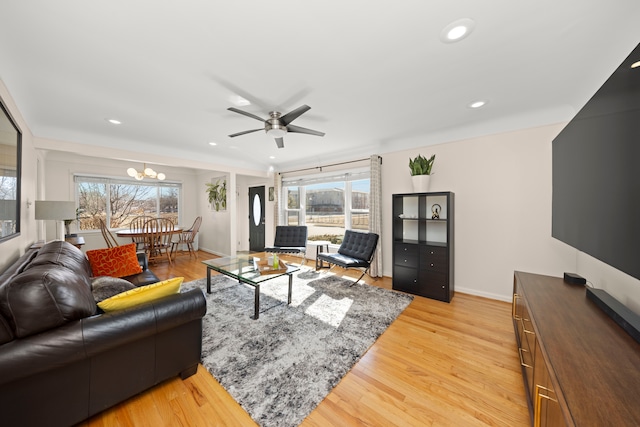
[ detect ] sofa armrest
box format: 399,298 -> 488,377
0,289 -> 206,385
136,251 -> 149,271
122,251 -> 159,286
82,289 -> 206,356
0,321 -> 86,385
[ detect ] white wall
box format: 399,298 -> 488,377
381,123 -> 579,301
0,80 -> 38,271
198,170 -> 232,256
195,173 -> 275,256
4,72 -> 640,311
38,154 -> 277,257
41,151 -> 201,251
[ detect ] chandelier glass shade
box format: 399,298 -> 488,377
127,163 -> 166,180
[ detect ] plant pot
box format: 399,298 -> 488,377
411,175 -> 431,193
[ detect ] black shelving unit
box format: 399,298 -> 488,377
392,191 -> 454,302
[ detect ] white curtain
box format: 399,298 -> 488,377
369,154 -> 383,277
274,172 -> 283,228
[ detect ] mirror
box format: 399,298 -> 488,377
0,97 -> 21,242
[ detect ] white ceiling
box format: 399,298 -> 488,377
1,1 -> 639,173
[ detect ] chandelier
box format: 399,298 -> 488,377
126,163 -> 166,181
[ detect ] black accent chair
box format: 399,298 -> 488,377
316,230 -> 379,285
264,226 -> 308,265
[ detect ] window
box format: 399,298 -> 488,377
282,170 -> 369,244
74,175 -> 181,230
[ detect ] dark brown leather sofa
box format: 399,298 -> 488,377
0,241 -> 207,427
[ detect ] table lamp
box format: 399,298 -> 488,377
35,201 -> 76,241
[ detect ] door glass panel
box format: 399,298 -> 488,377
253,194 -> 261,226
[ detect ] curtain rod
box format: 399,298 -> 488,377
279,156 -> 381,175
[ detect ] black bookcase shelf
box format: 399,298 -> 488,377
392,191 -> 454,302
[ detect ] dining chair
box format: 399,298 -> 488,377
129,215 -> 154,250
143,218 -> 175,265
98,218 -> 119,248
171,216 -> 202,260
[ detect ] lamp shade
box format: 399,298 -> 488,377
35,201 -> 76,220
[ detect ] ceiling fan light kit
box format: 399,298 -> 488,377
228,104 -> 325,148
266,112 -> 287,138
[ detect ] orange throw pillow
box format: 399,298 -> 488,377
86,243 -> 142,278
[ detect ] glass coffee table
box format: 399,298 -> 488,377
202,254 -> 300,319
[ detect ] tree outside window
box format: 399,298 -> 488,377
76,176 -> 181,230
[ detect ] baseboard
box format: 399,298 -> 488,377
197,247 -> 226,257
455,286 -> 512,302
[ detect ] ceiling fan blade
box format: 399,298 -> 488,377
211,76 -> 271,111
228,107 -> 265,123
280,105 -> 311,126
275,137 -> 285,148
229,128 -> 263,138
286,124 -> 325,137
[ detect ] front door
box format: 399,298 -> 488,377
249,186 -> 265,252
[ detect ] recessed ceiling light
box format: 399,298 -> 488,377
269,156 -> 275,159
631,61 -> 640,69
468,100 -> 487,109
106,118 -> 121,125
208,141 -> 217,146
440,18 -> 475,43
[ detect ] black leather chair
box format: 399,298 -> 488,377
316,230 -> 379,285
264,226 -> 308,265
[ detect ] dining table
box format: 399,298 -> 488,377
116,226 -> 184,264
115,227 -> 183,239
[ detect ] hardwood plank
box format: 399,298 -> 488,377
78,251 -> 529,426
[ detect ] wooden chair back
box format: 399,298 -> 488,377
172,216 -> 202,259
143,218 -> 174,264
130,215 -> 154,250
98,218 -> 119,248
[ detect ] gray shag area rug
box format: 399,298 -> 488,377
182,270 -> 413,427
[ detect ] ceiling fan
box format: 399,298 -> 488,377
227,104 -> 325,148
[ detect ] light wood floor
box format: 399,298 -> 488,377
79,251 -> 530,427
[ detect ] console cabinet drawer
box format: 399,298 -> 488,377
421,245 -> 447,261
418,271 -> 449,301
392,265 -> 420,293
421,246 -> 448,273
394,243 -> 418,267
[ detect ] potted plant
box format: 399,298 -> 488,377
206,179 -> 227,211
409,154 -> 435,192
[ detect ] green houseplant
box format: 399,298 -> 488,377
409,154 -> 435,193
409,154 -> 435,176
206,179 -> 227,211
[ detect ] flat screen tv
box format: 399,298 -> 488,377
552,42 -> 640,280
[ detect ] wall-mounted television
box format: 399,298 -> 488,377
552,42 -> 640,280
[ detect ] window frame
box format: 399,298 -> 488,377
280,168 -> 370,238
74,174 -> 182,230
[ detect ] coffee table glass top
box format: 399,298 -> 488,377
202,254 -> 300,286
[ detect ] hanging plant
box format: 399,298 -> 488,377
206,179 -> 227,211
